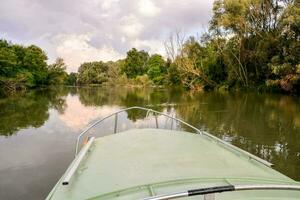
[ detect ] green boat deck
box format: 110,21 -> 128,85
46,129 -> 300,199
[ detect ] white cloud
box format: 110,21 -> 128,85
132,39 -> 165,56
120,15 -> 144,38
101,0 -> 120,10
56,34 -> 123,72
121,36 -> 126,43
138,0 -> 160,17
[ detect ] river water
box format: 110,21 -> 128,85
0,86 -> 299,199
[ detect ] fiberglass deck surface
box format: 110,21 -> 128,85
47,129 -> 300,200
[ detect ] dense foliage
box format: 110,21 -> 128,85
121,48 -> 149,78
0,40 -> 70,92
0,40 -> 48,90
207,0 -> 300,93
154,0 -> 299,92
146,54 -> 167,84
47,58 -> 68,85
77,61 -> 109,84
66,72 -> 78,86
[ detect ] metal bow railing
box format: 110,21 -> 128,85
74,106 -> 273,168
74,106 -> 200,155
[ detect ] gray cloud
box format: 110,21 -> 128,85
0,0 -> 214,72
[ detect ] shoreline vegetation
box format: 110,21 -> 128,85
0,0 -> 299,96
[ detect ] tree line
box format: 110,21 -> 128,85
75,49 -> 170,86
0,39 -> 74,92
1,0 -> 299,94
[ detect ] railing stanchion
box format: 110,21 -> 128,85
155,114 -> 159,129
114,113 -> 118,133
170,113 -> 174,130
146,109 -> 151,119
146,109 -> 152,128
164,115 -> 168,129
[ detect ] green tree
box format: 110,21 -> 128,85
0,40 -> 51,91
174,37 -> 217,89
121,48 -> 149,78
77,61 -> 109,84
202,39 -> 227,85
147,54 -> 166,84
47,57 -> 68,85
66,72 -> 78,86
0,40 -> 18,77
266,0 -> 300,93
209,0 -> 297,89
23,45 -> 48,85
165,59 -> 181,85
278,0 -> 300,66
107,60 -> 122,79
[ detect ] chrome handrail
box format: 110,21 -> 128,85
74,106 -> 273,167
143,184 -> 300,200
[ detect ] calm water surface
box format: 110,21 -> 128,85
0,87 -> 299,200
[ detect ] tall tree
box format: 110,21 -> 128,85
77,61 -> 109,84
66,72 -> 78,86
121,48 -> 149,78
47,57 -> 68,85
23,45 -> 48,85
147,54 -> 166,84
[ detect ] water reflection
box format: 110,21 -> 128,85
0,86 -> 299,199
174,92 -> 300,180
0,87 -> 68,136
59,95 -> 121,131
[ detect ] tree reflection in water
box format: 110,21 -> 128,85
175,92 -> 300,180
0,87 -> 68,136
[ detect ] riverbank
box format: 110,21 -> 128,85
2,81 -> 300,98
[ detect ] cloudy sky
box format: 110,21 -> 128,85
0,0 -> 214,72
